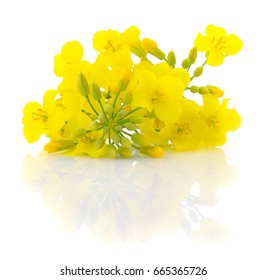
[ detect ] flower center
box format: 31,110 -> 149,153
207,115 -> 220,128
177,121 -> 192,135
152,91 -> 164,104
32,108 -> 48,121
210,36 -> 226,50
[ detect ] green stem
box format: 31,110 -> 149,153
121,130 -> 132,137
86,96 -> 99,115
124,107 -> 142,118
111,90 -> 122,117
132,144 -> 140,150
112,104 -> 125,120
98,100 -> 108,120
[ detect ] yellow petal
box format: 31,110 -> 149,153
159,124 -> 176,139
206,25 -> 226,37
155,100 -> 182,123
61,41 -> 84,63
219,108 -> 241,132
207,49 -> 224,66
224,34 -> 243,55
43,90 -> 58,113
167,68 -> 190,87
53,54 -> 65,77
194,33 -> 210,52
133,70 -> 157,111
202,129 -> 227,146
202,94 -> 220,116
23,124 -> 43,143
159,75 -> 185,98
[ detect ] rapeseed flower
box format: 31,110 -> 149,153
22,25 -> 242,157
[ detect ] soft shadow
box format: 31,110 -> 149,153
23,148 -> 237,243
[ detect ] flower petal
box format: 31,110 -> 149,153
224,34 -> 243,55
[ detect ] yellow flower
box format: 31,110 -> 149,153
194,25 -> 243,66
133,70 -> 185,123
160,99 -> 207,151
138,118 -> 168,146
22,90 -> 65,143
200,94 -> 241,146
54,41 -> 84,77
93,29 -> 133,70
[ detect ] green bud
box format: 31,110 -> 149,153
128,114 -> 143,123
105,144 -> 117,158
103,127 -> 109,134
125,123 -> 138,131
116,110 -> 128,120
114,125 -> 122,131
95,137 -> 105,150
98,112 -> 107,122
77,73 -> 90,96
118,146 -> 132,158
167,50 -> 176,67
104,103 -> 113,115
121,137 -> 131,148
71,127 -> 87,140
122,91 -> 132,105
90,82 -> 102,101
193,66 -> 204,77
131,133 -> 147,146
89,120 -> 100,131
188,47 -> 197,64
190,85 -> 199,93
112,131 -> 121,145
199,86 -> 210,95
182,58 -> 190,69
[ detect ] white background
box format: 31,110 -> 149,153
1,0 -> 266,279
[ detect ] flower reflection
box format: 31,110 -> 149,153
23,148 -> 237,243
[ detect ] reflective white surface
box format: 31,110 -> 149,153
23,148 -> 236,243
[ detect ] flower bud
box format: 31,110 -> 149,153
188,47 -> 197,64
90,82 -> 102,101
114,125 -> 122,131
182,58 -> 190,69
141,38 -> 165,60
206,85 -> 224,98
167,50 -> 176,67
71,127 -> 87,140
95,137 -> 105,150
190,85 -> 199,93
193,66 -> 204,77
105,144 -> 117,158
112,131 -> 121,145
122,92 -> 132,105
125,122 -> 138,131
139,146 -> 164,158
78,73 -> 90,96
131,133 -> 147,146
117,68 -> 131,91
89,120 -> 100,130
98,112 -> 107,122
128,114 -> 143,123
199,86 -> 210,95
118,146 -> 132,158
104,103 -> 113,115
121,137 -> 132,148
44,139 -> 75,153
116,110 -> 128,120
